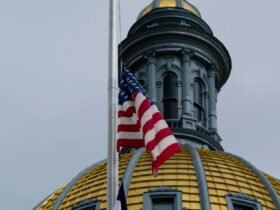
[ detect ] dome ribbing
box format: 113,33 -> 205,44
34,148 -> 280,210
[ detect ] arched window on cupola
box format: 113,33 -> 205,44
162,72 -> 178,119
193,79 -> 206,126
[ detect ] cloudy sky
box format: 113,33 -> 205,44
0,1 -> 279,210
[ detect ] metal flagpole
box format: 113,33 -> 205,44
107,0 -> 119,209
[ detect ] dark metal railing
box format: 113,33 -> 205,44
166,119 -> 182,129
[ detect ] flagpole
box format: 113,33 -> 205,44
107,0 -> 119,209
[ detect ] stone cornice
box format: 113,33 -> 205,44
120,26 -> 231,88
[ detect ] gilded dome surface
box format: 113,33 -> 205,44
138,0 -> 201,19
34,147 -> 280,210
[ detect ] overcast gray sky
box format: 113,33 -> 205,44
0,1 -> 279,210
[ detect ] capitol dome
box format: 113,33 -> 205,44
34,1 -> 280,210
34,147 -> 280,210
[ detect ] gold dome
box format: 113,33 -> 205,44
138,0 -> 201,20
35,148 -> 280,210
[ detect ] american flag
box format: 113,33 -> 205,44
117,65 -> 181,176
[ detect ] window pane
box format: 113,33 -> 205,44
163,99 -> 178,119
72,203 -> 97,210
152,198 -> 174,210
163,72 -> 178,119
77,206 -> 96,210
163,73 -> 177,98
193,80 -> 205,124
194,81 -> 203,105
233,203 -> 255,210
194,105 -> 202,122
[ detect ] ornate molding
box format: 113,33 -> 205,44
147,186 -> 180,193
144,51 -> 157,64
203,91 -> 209,97
72,199 -> 99,210
208,71 -> 216,79
156,81 -> 162,88
208,64 -> 217,78
176,80 -> 183,87
181,49 -> 194,63
165,62 -> 173,71
227,193 -> 258,202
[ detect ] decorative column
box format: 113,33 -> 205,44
181,50 -> 195,128
208,65 -> 217,131
156,81 -> 162,111
146,51 -> 157,104
203,91 -> 209,128
177,80 -> 183,118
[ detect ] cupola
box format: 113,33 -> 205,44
121,0 -> 231,151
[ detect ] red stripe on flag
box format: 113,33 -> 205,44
117,139 -> 145,152
117,123 -> 140,132
152,143 -> 181,176
142,112 -> 163,134
137,97 -> 151,120
145,128 -> 173,151
118,106 -> 136,118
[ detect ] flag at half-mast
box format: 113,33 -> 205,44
117,65 -> 181,175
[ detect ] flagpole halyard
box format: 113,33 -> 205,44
107,0 -> 119,209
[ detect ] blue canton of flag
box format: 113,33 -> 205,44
118,67 -> 152,105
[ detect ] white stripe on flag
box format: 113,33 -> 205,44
151,136 -> 178,160
118,101 -> 134,112
134,93 -> 147,113
144,120 -> 168,144
117,131 -> 143,139
140,104 -> 158,128
118,114 -> 138,124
